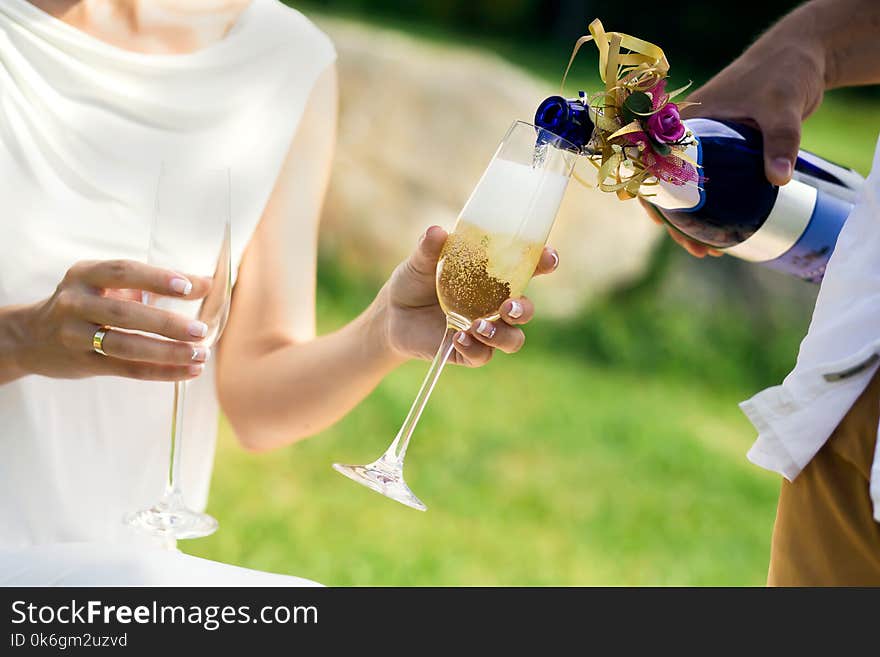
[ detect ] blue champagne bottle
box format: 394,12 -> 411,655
535,96 -> 865,283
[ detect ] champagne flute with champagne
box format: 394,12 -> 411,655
333,121 -> 576,510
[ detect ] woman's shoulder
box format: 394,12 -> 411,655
255,1 -> 336,62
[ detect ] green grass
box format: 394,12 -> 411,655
181,10 -> 878,585
187,337 -> 778,586
183,262 -> 783,585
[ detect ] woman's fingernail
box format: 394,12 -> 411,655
418,229 -> 428,247
188,321 -> 208,338
188,364 -> 204,376
476,319 -> 496,339
506,300 -> 523,319
549,250 -> 560,271
192,346 -> 211,362
170,277 -> 192,296
455,331 -> 471,347
771,158 -> 792,182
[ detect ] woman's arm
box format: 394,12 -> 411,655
216,64 -> 365,451
216,65 -> 556,452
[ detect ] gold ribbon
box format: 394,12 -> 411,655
561,19 -> 669,96
560,19 -> 696,201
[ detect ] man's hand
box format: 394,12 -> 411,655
648,0 -> 880,257
682,19 -> 826,186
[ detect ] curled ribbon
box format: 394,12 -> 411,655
561,19 -> 669,95
560,19 -> 698,201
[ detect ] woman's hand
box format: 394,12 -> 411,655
7,260 -> 212,382
378,225 -> 558,367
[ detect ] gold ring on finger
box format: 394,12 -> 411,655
92,326 -> 111,356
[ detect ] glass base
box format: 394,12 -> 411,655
332,459 -> 427,511
124,495 -> 218,540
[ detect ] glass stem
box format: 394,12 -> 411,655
165,380 -> 187,501
383,324 -> 458,465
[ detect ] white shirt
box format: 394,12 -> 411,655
0,0 -> 335,574
741,132 -> 880,520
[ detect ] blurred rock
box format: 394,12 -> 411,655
316,17 -> 661,317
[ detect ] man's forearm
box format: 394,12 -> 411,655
782,0 -> 880,89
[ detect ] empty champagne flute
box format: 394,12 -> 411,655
333,121 -> 577,510
124,165 -> 232,540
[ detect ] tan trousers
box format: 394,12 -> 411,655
768,369 -> 880,586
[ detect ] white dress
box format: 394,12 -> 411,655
0,0 -> 334,585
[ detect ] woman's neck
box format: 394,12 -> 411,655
26,1 -> 253,55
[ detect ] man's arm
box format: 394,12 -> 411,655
660,0 -> 880,257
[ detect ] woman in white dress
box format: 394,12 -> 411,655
0,0 -> 557,585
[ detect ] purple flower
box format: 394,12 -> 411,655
646,103 -> 685,144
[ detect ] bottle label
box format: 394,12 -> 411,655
724,179 -> 817,262
650,118 -> 857,283
760,190 -> 852,283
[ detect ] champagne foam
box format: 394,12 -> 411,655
458,157 -> 569,242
